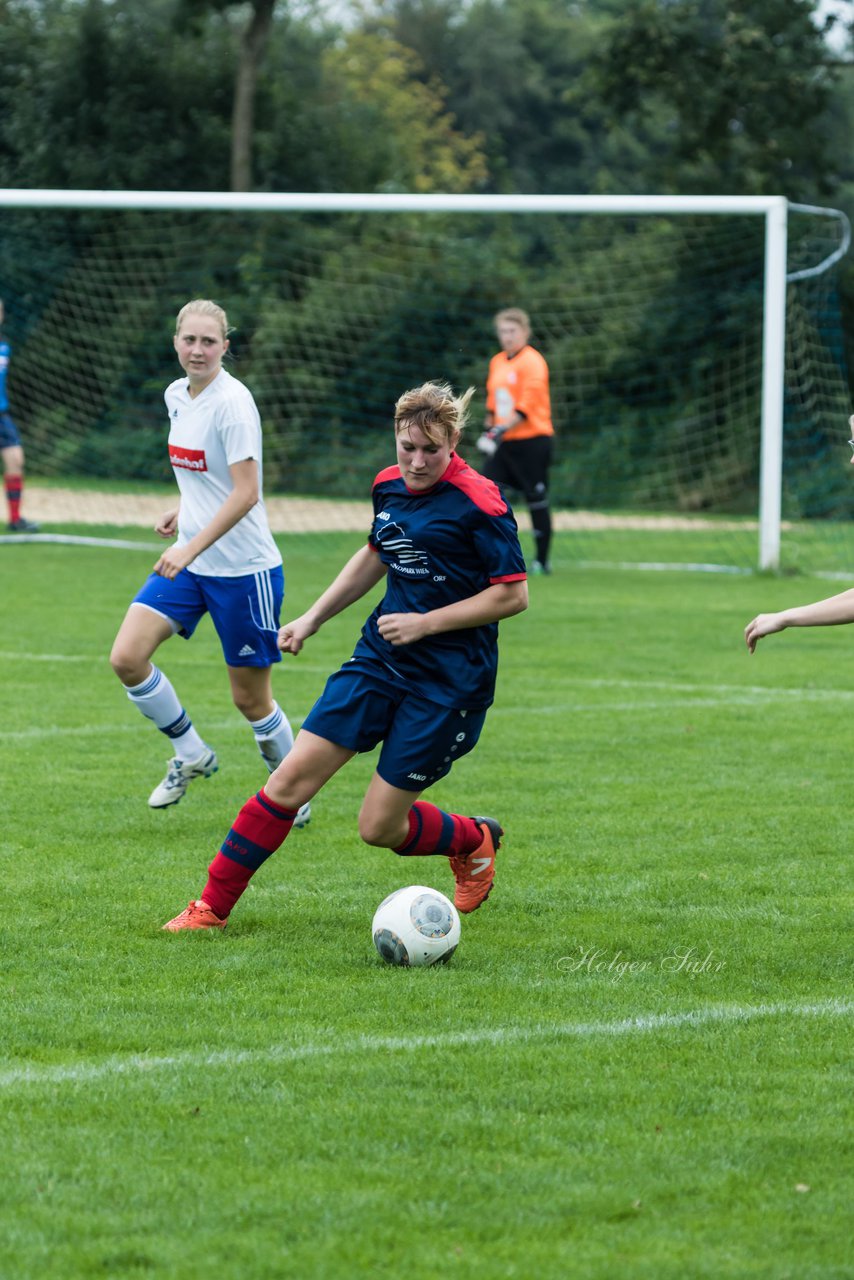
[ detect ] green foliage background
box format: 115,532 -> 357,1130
1,0 -> 846,197
1,0 -> 853,515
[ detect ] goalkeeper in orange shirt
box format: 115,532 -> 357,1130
478,307 -> 554,574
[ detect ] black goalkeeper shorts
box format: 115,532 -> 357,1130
482,435 -> 553,501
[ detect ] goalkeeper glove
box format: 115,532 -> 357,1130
476,424 -> 508,456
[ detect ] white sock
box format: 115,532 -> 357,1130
250,700 -> 294,773
125,665 -> 208,761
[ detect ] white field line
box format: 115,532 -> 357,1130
0,651 -> 159,664
2,662 -> 848,709
0,533 -> 160,550
0,662 -> 846,700
0,540 -> 760,571
2,718 -> 307,742
575,560 -> 752,576
495,697 -> 827,714
2,674 -> 850,743
496,674 -> 852,715
528,675 -> 854,699
0,651 -> 330,673
0,701 -> 780,742
1,998 -> 849,1092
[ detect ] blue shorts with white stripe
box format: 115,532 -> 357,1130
131,565 -> 284,667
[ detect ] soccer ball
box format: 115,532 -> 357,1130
372,885 -> 461,967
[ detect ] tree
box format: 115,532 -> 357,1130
178,0 -> 279,191
587,0 -> 841,196
230,0 -> 276,190
321,31 -> 488,192
250,24 -> 488,192
0,0 -> 234,189
363,0 -> 617,193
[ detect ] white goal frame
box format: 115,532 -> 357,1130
0,188 -> 837,569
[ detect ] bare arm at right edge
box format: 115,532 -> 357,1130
278,544 -> 388,655
745,586 -> 854,654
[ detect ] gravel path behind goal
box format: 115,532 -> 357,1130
24,486 -> 758,534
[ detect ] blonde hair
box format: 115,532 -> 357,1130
175,299 -> 230,340
394,381 -> 475,446
494,307 -> 531,333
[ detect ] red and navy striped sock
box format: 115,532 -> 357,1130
4,474 -> 22,524
394,801 -> 482,858
202,788 -> 297,919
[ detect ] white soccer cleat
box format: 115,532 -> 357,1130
148,749 -> 219,809
291,802 -> 311,829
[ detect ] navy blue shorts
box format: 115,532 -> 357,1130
302,656 -> 487,791
132,565 -> 284,667
0,412 -> 21,449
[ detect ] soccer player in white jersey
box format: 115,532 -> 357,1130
109,299 -> 309,824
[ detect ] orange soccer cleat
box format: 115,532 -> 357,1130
450,817 -> 502,914
162,899 -> 227,932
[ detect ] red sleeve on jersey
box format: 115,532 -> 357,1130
489,572 -> 528,584
372,465 -> 401,488
443,454 -> 508,516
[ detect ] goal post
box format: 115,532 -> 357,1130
761,195 -> 787,572
0,189 -> 848,572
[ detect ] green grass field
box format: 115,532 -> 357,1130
1,528 -> 852,1279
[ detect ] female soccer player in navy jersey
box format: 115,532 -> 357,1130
164,380 -> 529,931
110,300 -> 307,823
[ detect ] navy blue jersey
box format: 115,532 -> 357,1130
353,452 -> 527,710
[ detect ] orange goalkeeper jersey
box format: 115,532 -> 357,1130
486,344 -> 554,441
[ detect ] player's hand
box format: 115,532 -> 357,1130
278,615 -> 318,655
744,612 -> 786,653
476,431 -> 498,457
155,508 -> 179,538
153,544 -> 194,580
377,611 -> 428,646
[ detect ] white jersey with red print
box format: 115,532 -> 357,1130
164,367 -> 282,578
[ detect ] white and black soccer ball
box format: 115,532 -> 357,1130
372,885 -> 461,967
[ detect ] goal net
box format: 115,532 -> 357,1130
0,192 -> 849,572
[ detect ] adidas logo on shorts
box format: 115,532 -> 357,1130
238,644 -> 256,657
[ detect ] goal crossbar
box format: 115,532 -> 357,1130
0,190 -> 785,215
